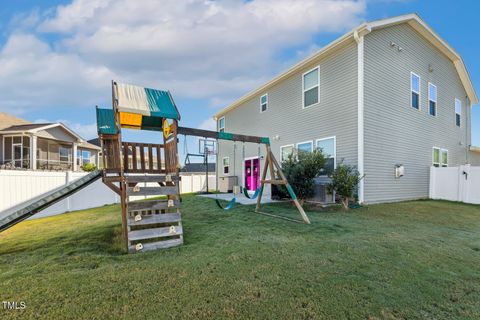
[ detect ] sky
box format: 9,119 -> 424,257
1,0 -> 479,151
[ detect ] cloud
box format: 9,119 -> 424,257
0,0 -> 366,114
0,33 -> 115,111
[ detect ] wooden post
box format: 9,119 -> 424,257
255,145 -> 270,212
269,151 -> 311,224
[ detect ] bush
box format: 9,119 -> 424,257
81,162 -> 97,172
327,164 -> 362,210
281,149 -> 325,203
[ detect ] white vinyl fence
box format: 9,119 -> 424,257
0,170 -> 217,219
429,165 -> 480,204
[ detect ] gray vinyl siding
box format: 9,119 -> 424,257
363,24 -> 470,203
217,41 -> 358,196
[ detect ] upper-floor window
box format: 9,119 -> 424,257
297,141 -> 313,153
280,144 -> 294,162
316,136 -> 336,175
411,72 -> 420,109
433,147 -> 448,167
428,83 -> 437,116
455,98 -> 462,127
218,117 -> 225,133
303,67 -> 319,108
260,94 -> 268,113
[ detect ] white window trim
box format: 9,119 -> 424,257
218,116 -> 225,132
411,72 -> 421,110
296,140 -> 313,153
280,144 -> 294,162
316,136 -> 337,168
428,82 -> 437,116
455,98 -> 462,127
432,147 -> 448,167
260,93 -> 268,113
302,66 -> 320,109
222,156 -> 230,175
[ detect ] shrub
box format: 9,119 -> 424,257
82,162 -> 97,172
327,164 -> 362,210
281,149 -> 325,204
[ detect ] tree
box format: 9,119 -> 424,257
281,149 -> 326,204
327,164 -> 362,210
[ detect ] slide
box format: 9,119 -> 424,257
0,170 -> 102,232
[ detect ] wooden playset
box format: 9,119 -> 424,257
97,81 -> 310,253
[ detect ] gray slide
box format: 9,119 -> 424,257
0,170 -> 101,232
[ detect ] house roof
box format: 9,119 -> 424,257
0,122 -> 85,140
470,146 -> 480,154
78,141 -> 101,150
214,13 -> 478,119
0,112 -> 30,130
0,123 -> 54,132
181,163 -> 216,173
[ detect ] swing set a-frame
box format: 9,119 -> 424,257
176,127 -> 311,225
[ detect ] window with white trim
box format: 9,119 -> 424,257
260,94 -> 268,113
411,72 -> 420,109
218,117 -> 225,133
433,147 -> 448,167
280,145 -> 294,162
428,83 -> 437,116
303,67 -> 319,108
455,98 -> 461,127
297,141 -> 313,153
222,157 -> 230,174
317,137 -> 335,175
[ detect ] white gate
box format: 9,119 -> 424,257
429,165 -> 480,204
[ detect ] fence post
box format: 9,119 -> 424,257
65,171 -> 72,211
462,164 -> 470,203
429,166 -> 435,199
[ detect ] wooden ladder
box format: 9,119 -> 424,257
125,174 -> 183,253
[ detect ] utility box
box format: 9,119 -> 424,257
219,176 -> 238,193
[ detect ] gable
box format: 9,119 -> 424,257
36,126 -> 80,143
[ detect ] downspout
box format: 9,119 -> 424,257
354,29 -> 366,204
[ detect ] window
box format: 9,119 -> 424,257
218,117 -> 225,133
280,145 -> 294,162
260,94 -> 268,113
433,147 -> 448,167
77,149 -> 92,166
222,157 -> 230,174
428,83 -> 437,116
411,72 -> 420,109
297,141 -> 313,153
303,67 -> 319,108
317,137 -> 336,175
455,98 -> 461,127
3,135 -> 30,169
59,146 -> 71,162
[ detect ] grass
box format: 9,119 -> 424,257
0,196 -> 479,319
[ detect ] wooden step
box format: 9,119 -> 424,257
127,186 -> 178,196
128,225 -> 183,241
128,213 -> 181,226
128,200 -> 180,211
128,238 -> 183,253
125,175 -> 180,183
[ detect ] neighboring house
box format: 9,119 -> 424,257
0,113 -> 100,171
181,163 -> 216,175
213,14 -> 480,204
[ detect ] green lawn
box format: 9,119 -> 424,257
1,196 -> 479,319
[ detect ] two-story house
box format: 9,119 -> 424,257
213,14 -> 480,204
